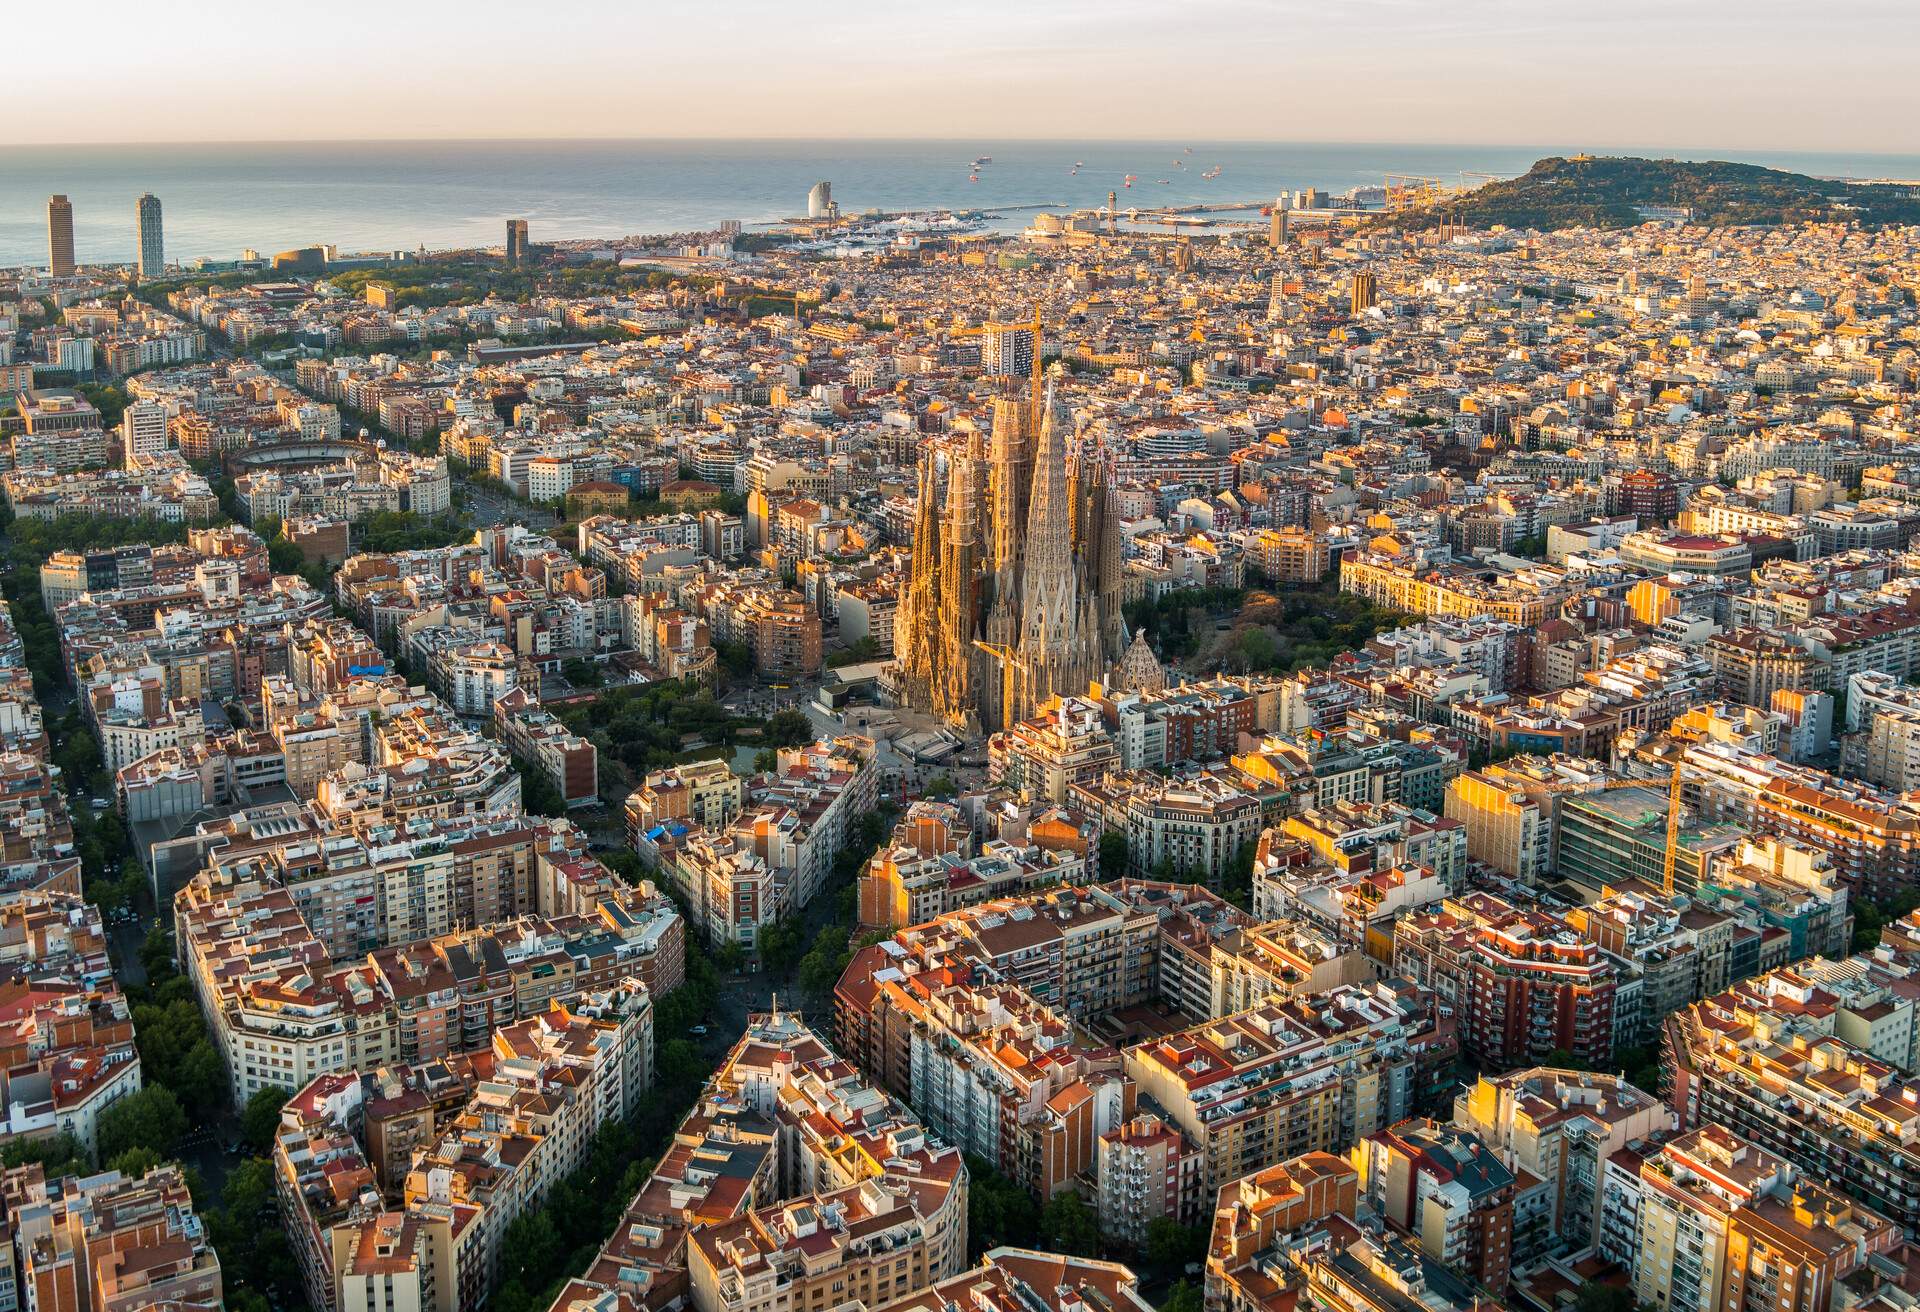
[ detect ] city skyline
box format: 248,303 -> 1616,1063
10,0 -> 1915,150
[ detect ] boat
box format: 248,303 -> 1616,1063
1155,178 -> 1170,184
1123,174 -> 1137,188
1202,166 -> 1222,180
968,172 -> 979,183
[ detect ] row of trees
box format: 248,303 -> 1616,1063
489,879 -> 730,1312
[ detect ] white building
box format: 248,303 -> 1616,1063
122,401 -> 169,462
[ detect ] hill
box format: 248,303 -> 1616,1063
1391,155 -> 1920,231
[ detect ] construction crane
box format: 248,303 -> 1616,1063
1385,174 -> 1444,212
973,639 -> 1017,736
1031,305 -> 1043,400
1591,771 -> 1687,895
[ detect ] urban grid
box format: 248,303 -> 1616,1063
9,146 -> 1920,1312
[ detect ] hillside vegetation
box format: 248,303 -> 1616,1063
1393,155 -> 1920,231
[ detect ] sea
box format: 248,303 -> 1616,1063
5,138 -> 1920,270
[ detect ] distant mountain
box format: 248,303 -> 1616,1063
1394,155 -> 1920,231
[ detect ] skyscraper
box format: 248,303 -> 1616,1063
978,324 -> 1035,377
136,193 -> 164,278
807,181 -> 833,219
1269,197 -> 1290,248
505,219 -> 529,267
47,196 -> 74,276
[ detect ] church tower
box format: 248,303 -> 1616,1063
896,448 -> 943,711
1014,382 -> 1099,718
935,431 -> 984,725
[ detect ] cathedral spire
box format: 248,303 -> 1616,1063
1015,380 -> 1099,718
895,448 -> 943,711
935,431 -> 984,725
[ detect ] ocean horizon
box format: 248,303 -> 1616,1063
6,137 -> 1920,270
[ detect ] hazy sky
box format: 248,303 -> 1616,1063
11,0 -> 1916,151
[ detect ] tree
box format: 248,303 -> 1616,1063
766,708 -> 813,748
496,1209 -> 563,1292
1,1132 -> 86,1179
1098,830 -> 1131,878
562,657 -> 605,688
965,1155 -> 1041,1261
96,1086 -> 189,1163
1220,842 -> 1257,911
1161,1281 -> 1204,1312
130,997 -> 226,1111
511,753 -> 568,818
107,1146 -> 163,1178
826,637 -> 878,669
598,849 -> 646,884
925,773 -> 957,800
241,1086 -> 291,1155
1041,1188 -> 1100,1258
1145,1216 -> 1207,1268
1232,626 -> 1279,670
759,920 -> 806,978
753,748 -> 778,773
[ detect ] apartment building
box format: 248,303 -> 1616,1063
1442,754 -> 1608,885
492,686 -> 597,807
1453,1067 -> 1673,1255
176,851 -> 679,1103
1096,1112 -> 1205,1243
547,1012 -> 966,1312
1665,974 -> 1920,1234
0,1163 -> 221,1312
1124,981 -> 1456,1194
987,697 -> 1119,803
1623,1126 -> 1895,1312
1395,892 -> 1619,1070
856,801 -> 1094,931
1207,918 -> 1375,1017
1352,1120 -> 1519,1289
276,986 -> 652,1312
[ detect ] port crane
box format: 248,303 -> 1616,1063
1385,174 -> 1445,211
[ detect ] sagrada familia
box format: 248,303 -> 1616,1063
893,371 -> 1150,733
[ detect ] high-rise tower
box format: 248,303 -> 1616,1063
505,219 -> 529,267
47,196 -> 74,276
136,193 -> 164,279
